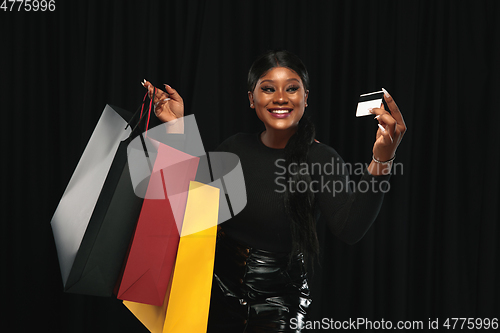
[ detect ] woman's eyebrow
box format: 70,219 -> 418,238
260,79 -> 274,85
259,78 -> 300,85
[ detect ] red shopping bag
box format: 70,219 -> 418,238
117,141 -> 200,306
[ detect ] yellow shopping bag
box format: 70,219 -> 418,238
124,181 -> 219,333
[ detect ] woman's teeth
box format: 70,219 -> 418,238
270,110 -> 290,114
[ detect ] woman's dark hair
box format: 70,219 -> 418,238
247,50 -> 319,265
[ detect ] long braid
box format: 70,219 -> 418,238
284,115 -> 319,265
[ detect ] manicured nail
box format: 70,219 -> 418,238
141,81 -> 144,86
374,115 -> 381,119
368,108 -> 374,113
382,87 -> 390,98
378,124 -> 386,132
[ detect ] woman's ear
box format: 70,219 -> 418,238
248,91 -> 255,108
305,90 -> 309,107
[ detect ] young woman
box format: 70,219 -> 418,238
143,50 -> 406,332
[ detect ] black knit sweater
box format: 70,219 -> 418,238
215,132 -> 390,253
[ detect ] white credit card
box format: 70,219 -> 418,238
356,90 -> 384,117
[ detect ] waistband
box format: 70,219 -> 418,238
210,228 -> 311,332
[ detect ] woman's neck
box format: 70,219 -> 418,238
260,128 -> 298,149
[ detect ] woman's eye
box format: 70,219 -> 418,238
260,86 -> 299,93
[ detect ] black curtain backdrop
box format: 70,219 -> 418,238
2,0 -> 499,332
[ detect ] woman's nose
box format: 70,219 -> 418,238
274,90 -> 288,104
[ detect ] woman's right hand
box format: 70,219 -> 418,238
142,80 -> 184,123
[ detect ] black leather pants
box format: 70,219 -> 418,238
207,231 -> 312,332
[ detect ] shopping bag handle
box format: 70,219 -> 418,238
143,87 -> 154,138
125,92 -> 147,131
125,88 -> 155,138
123,89 -> 157,166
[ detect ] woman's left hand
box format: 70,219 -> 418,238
369,88 -> 407,162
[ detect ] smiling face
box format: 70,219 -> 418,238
248,66 -> 309,135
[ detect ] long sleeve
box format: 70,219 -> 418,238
308,142 -> 391,245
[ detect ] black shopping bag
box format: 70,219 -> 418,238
51,102 -> 150,297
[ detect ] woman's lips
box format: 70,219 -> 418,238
267,108 -> 292,118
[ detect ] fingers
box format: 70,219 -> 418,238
142,80 -> 170,103
141,79 -> 183,105
377,123 -> 393,143
368,105 -> 390,117
163,84 -> 183,103
369,107 -> 392,126
142,79 -> 158,97
369,107 -> 396,144
371,89 -> 406,162
142,79 -> 154,98
382,88 -> 407,134
142,79 -> 153,91
154,98 -> 170,106
370,92 -> 400,138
